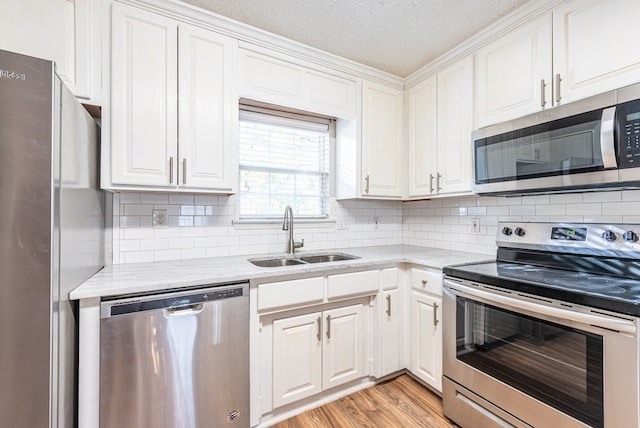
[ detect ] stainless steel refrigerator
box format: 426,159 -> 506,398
0,49 -> 104,427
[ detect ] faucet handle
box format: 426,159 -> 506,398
294,239 -> 304,249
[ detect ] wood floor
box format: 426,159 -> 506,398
272,375 -> 458,428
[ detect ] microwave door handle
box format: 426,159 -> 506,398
600,106 -> 617,169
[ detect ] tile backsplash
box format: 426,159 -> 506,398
109,190 -> 640,264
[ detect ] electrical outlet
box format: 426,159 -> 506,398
337,218 -> 349,230
152,209 -> 168,228
471,217 -> 481,234
373,216 -> 379,229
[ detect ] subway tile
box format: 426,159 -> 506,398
169,193 -> 195,205
583,191 -> 621,203
141,193 -> 169,204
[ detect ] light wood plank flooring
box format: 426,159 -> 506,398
272,375 -> 458,428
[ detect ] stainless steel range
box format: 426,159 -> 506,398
443,222 -> 640,428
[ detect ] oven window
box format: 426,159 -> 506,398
456,296 -> 603,428
475,109 -> 605,184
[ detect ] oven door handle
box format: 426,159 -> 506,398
445,280 -> 636,334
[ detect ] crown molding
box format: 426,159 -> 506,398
120,0 -> 404,89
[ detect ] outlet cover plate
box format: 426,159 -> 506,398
152,209 -> 168,228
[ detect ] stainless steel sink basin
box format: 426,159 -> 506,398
249,252 -> 359,267
249,257 -> 306,267
299,253 -> 360,263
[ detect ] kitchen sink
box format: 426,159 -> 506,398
299,253 -> 359,263
249,252 -> 359,267
249,257 -> 306,267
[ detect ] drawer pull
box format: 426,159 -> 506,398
316,316 -> 321,341
386,295 -> 391,316
433,302 -> 439,326
326,314 -> 331,339
421,279 -> 428,286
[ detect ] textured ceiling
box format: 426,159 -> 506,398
181,0 -> 532,77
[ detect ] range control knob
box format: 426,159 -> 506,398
514,227 -> 526,237
502,227 -> 513,236
623,231 -> 639,242
602,230 -> 618,242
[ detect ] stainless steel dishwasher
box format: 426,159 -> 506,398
99,282 -> 249,428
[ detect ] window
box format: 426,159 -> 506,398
238,105 -> 333,220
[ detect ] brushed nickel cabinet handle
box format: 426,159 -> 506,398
169,157 -> 174,184
182,158 -> 187,185
433,302 -> 439,326
555,73 -> 562,104
540,79 -> 546,108
365,175 -> 370,194
386,295 -> 391,316
429,174 -> 434,193
326,314 -> 331,339
316,316 -> 322,341
421,279 -> 428,287
437,173 -> 442,192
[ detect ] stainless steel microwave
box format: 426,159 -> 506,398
473,83 -> 640,195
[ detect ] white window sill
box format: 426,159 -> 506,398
232,218 -> 336,230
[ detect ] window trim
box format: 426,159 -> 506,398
237,103 -> 335,222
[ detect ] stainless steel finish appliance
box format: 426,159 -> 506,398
443,222 -> 640,428
100,282 -> 250,428
0,50 -> 104,427
473,83 -> 640,195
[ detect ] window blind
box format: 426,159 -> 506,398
238,107 -> 331,220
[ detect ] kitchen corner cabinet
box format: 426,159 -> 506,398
103,2 -> 238,192
361,81 -> 404,198
0,0 -> 100,103
410,268 -> 443,392
406,57 -> 473,198
272,304 -> 365,408
476,0 -> 640,128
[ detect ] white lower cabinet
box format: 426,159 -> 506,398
272,304 -> 365,408
410,291 -> 443,392
409,267 -> 443,392
380,288 -> 400,375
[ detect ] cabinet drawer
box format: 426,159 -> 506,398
258,277 -> 324,311
327,270 -> 379,299
411,268 -> 442,296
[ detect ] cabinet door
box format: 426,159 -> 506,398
110,3 -> 178,186
361,81 -> 404,198
553,0 -> 640,105
323,304 -> 365,390
475,14 -> 552,127
407,76 -> 438,198
381,289 -> 400,376
178,24 -> 238,191
410,291 -> 442,392
436,57 -> 473,195
272,312 -> 322,408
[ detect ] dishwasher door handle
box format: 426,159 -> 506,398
164,303 -> 204,316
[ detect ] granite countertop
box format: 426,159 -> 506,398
70,245 -> 492,300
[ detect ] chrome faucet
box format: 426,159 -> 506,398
282,205 -> 304,254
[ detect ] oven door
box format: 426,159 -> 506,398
443,278 -> 639,428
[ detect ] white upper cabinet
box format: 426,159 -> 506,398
104,2 -> 238,192
109,3 -> 178,187
0,0 -> 100,103
476,0 -> 640,127
239,48 -> 358,119
178,24 -> 238,190
407,76 -> 438,198
406,57 -> 473,198
475,14 -> 552,128
552,0 -> 640,105
361,80 -> 404,198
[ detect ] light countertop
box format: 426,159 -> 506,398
70,245 -> 492,300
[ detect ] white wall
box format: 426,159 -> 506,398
110,192 -> 403,264
109,189 -> 640,264
403,190 -> 640,256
